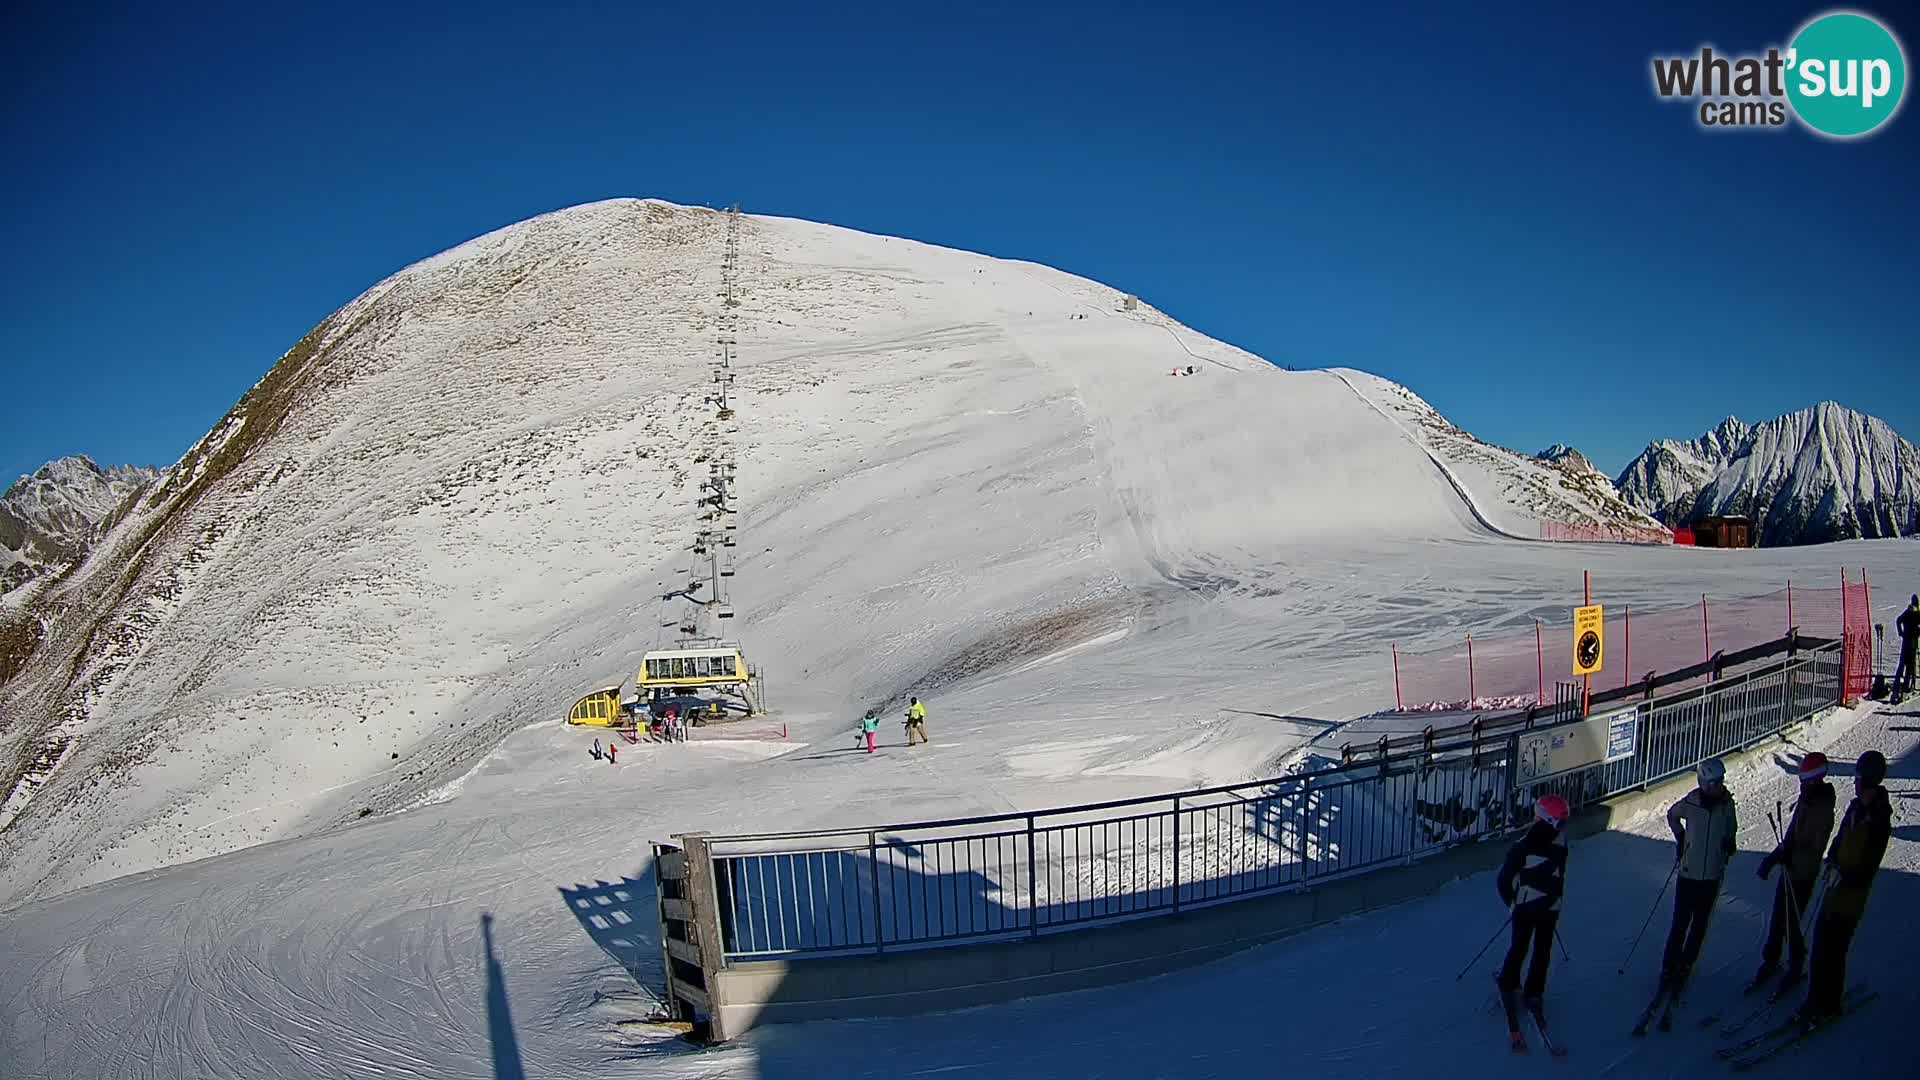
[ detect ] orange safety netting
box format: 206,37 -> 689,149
1390,571 -> 1876,711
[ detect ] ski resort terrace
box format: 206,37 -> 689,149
652,639 -> 1850,1040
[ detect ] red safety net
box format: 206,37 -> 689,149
1539,522 -> 1674,545
1390,572 -> 1874,712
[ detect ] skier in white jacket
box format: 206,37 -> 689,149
1661,756 -> 1738,992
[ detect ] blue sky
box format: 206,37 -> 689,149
2,1 -> 1915,485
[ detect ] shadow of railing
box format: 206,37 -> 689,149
560,872 -> 662,987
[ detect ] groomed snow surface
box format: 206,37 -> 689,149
1,200 -> 1916,1077
1,693 -> 1913,1078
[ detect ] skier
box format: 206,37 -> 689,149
1893,595 -> 1919,702
1751,752 -> 1835,992
860,709 -> 880,754
1661,756 -> 1737,995
606,741 -> 618,764
1495,793 -> 1571,1039
590,737 -> 604,761
904,696 -> 929,746
1796,749 -> 1893,1024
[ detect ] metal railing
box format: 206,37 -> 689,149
701,643 -> 1843,960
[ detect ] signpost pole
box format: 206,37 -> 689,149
1583,572 -> 1591,715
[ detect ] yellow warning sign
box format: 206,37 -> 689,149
1573,604 -> 1604,676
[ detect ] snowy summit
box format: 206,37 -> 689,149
1619,407 -> 1920,545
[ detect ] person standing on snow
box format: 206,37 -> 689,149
1893,595 -> 1919,702
1495,794 -> 1571,1029
1661,756 -> 1738,993
860,709 -> 880,754
904,696 -> 929,746
1751,752 -> 1835,992
1797,749 -> 1893,1024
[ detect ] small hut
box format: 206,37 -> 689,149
1693,516 -> 1753,548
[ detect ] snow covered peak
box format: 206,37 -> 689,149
1615,417 -> 1751,524
1693,403 -> 1920,545
1,455 -> 159,596
1618,404 -> 1918,544
1536,444 -> 1600,475
0,199 -> 1715,901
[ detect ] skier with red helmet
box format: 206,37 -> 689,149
1495,793 -> 1572,1041
1750,751 -> 1836,993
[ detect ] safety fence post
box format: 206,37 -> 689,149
1623,605 -> 1632,690
1701,594 -> 1712,668
1840,568 -> 1851,704
1171,795 -> 1183,912
1025,816 -> 1037,938
1535,621 -> 1544,707
1467,634 -> 1476,706
1392,643 -> 1403,711
1862,569 -> 1873,673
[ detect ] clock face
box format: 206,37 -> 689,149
1577,630 -> 1601,669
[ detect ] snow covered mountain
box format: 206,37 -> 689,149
0,456 -> 159,596
0,200 -> 1795,905
1615,417 -> 1750,524
1618,407 -> 1919,545
3,199 -> 1917,1080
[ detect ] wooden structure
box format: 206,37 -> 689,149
1693,516 -> 1753,548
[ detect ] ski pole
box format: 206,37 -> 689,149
1455,912 -> 1513,981
1555,928 -> 1572,962
1618,863 -> 1677,974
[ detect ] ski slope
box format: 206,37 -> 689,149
0,199 -> 1668,904
0,686 -> 1912,1078
2,200 -> 1917,1077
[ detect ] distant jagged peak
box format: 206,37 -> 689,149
2,454 -> 162,596
1535,443 -> 1600,474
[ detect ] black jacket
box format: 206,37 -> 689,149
1497,821 -> 1568,915
1899,606 -> 1919,647
1761,780 -> 1836,883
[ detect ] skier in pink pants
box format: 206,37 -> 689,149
860,710 -> 880,753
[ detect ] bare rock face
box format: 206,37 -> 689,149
1,456 -> 160,594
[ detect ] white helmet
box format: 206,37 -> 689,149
1697,756 -> 1726,786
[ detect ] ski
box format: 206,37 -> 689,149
1630,982 -> 1669,1037
1728,989 -> 1877,1071
1699,969 -> 1784,1029
1710,996 -> 1777,1038
1525,999 -> 1568,1058
1656,980 -> 1686,1032
1714,982 -> 1868,1060
1496,981 -> 1527,1053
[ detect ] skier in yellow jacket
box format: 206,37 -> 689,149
904,697 -> 930,746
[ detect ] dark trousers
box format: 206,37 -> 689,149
1895,645 -> 1917,697
1662,876 -> 1721,980
1806,907 -> 1861,1015
1498,908 -> 1558,997
1761,874 -> 1815,972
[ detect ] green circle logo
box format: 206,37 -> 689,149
1786,11 -> 1907,137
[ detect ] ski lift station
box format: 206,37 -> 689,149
564,642 -> 766,727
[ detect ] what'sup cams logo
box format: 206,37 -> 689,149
1651,9 -> 1906,137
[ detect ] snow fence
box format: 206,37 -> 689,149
1389,571 -> 1873,712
